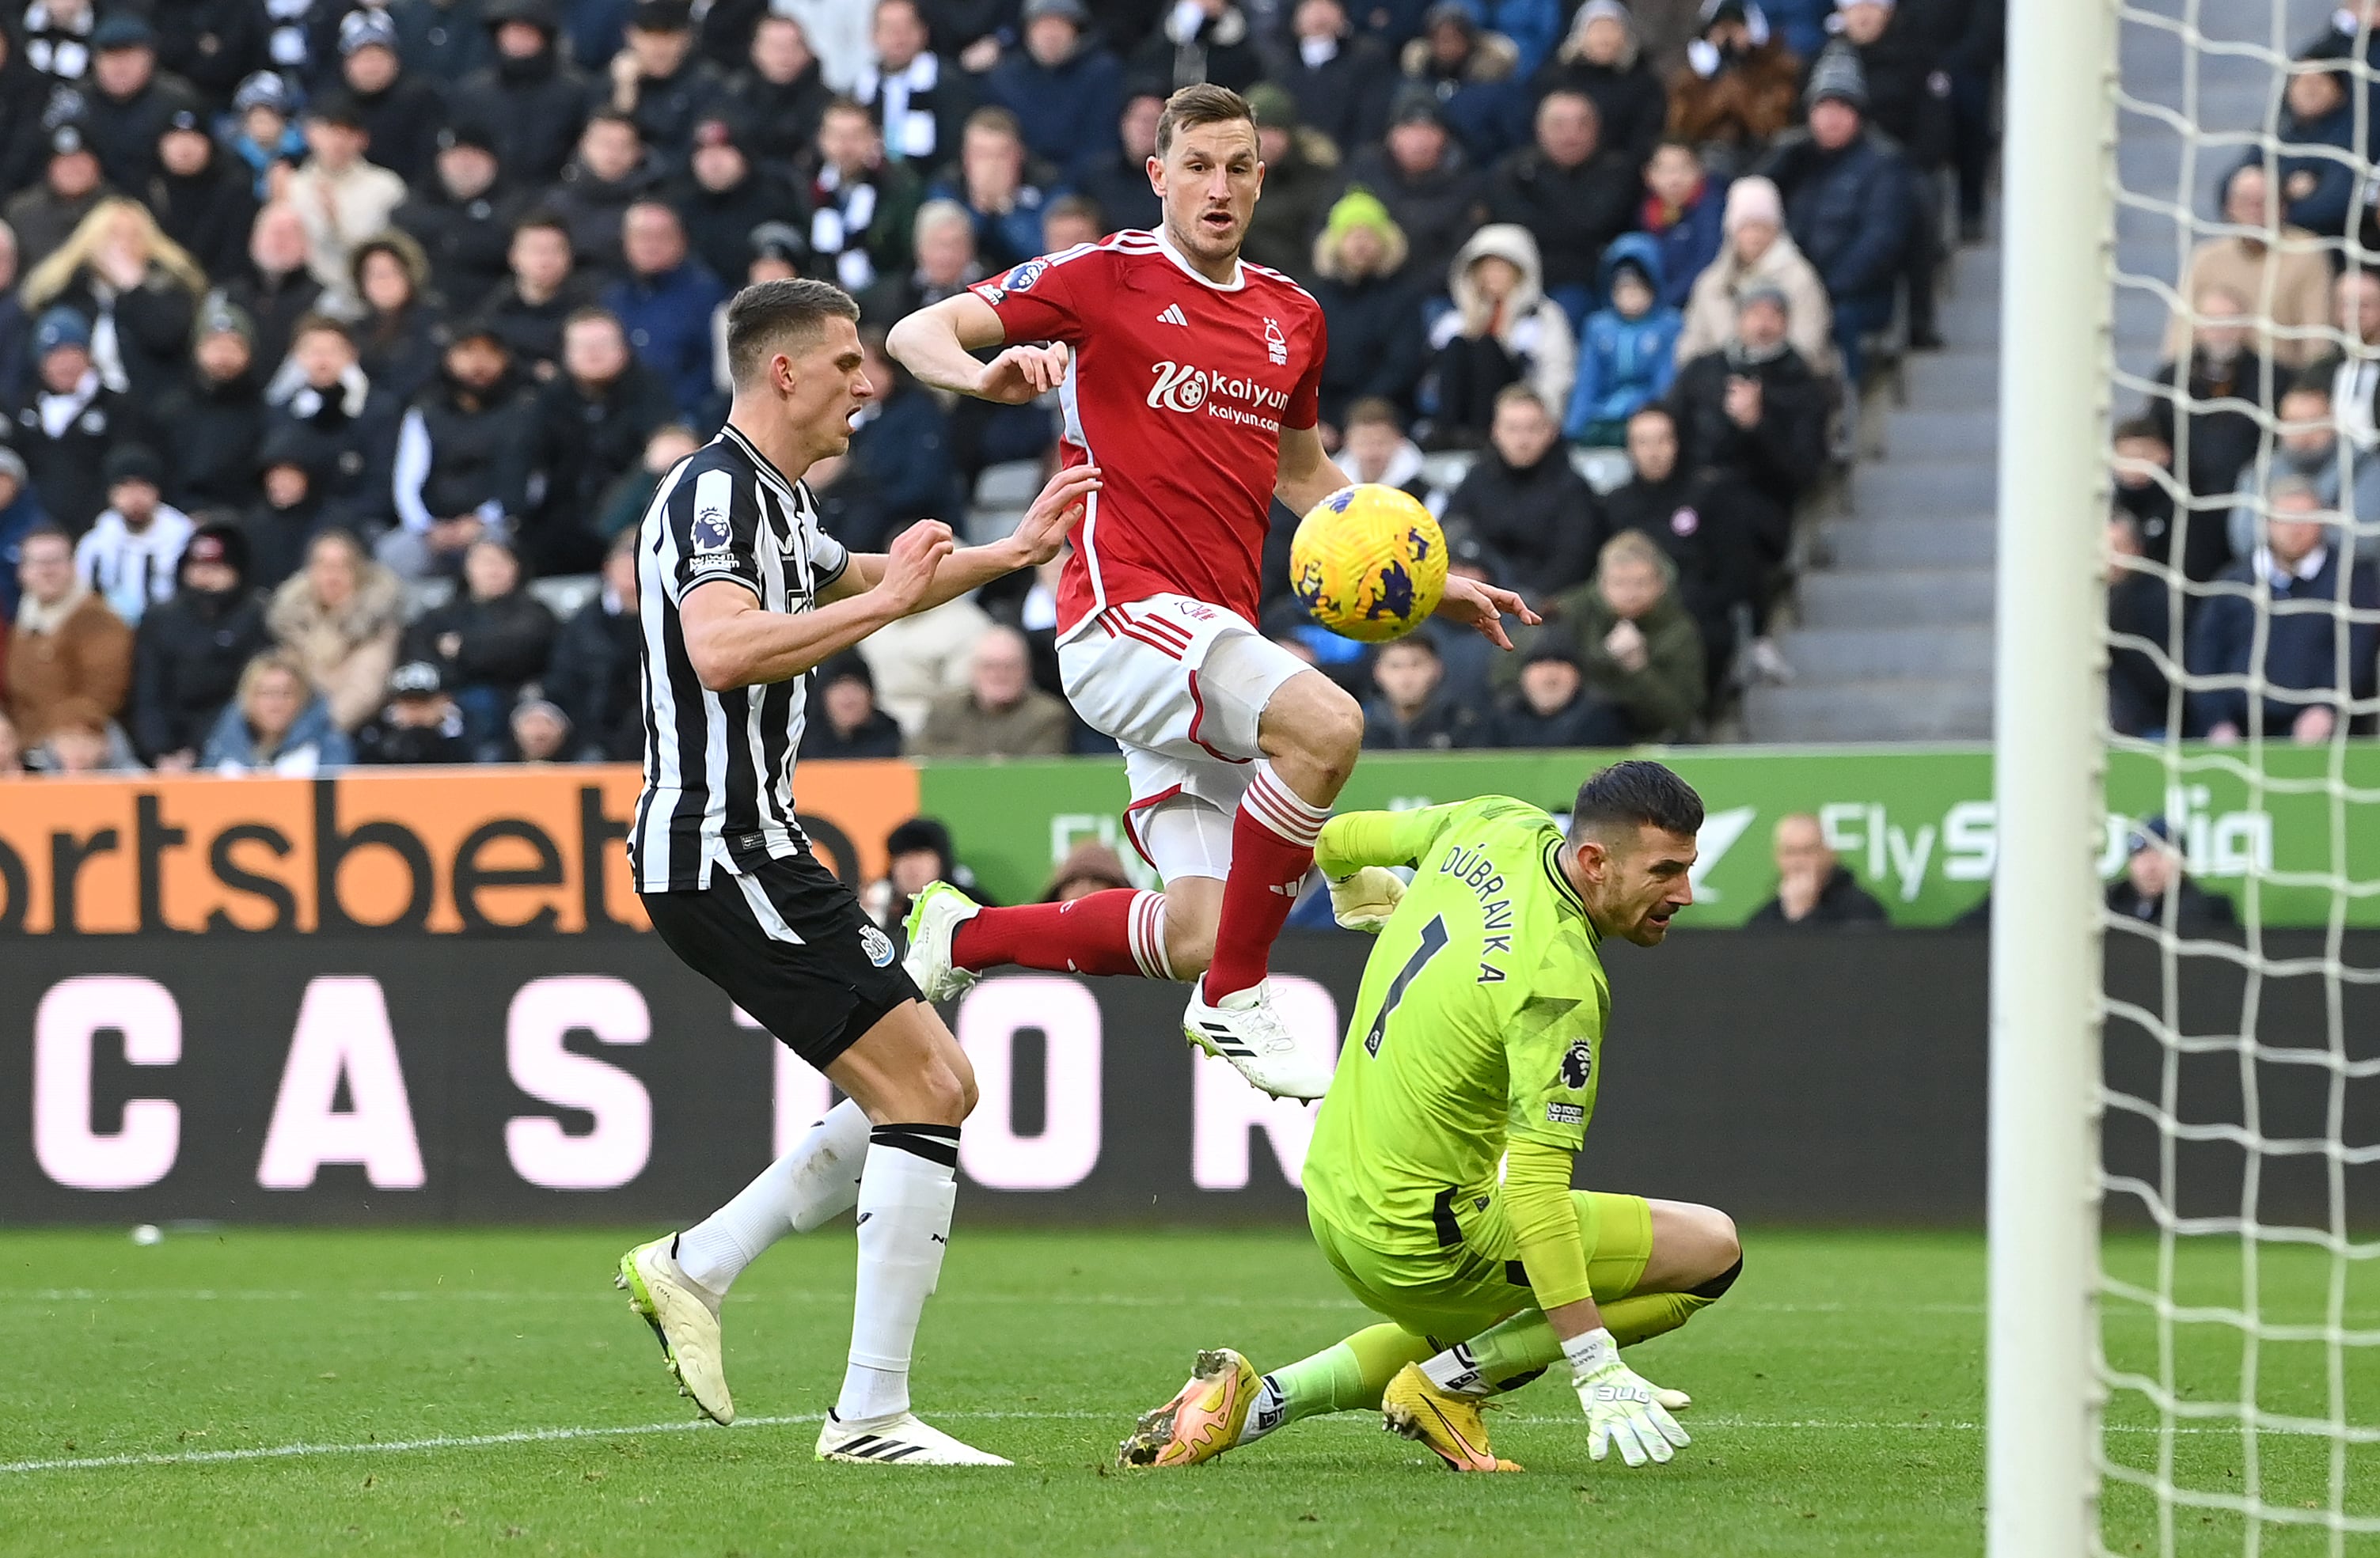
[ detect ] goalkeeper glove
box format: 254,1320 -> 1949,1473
1327,867 -> 1406,933
1566,1328 -> 1691,1468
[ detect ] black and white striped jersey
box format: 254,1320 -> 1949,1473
631,423 -> 852,894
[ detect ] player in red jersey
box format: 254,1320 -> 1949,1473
886,84 -> 1532,1099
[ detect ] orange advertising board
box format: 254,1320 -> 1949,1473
0,762 -> 920,934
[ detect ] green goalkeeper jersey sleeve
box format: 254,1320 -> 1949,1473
1302,795 -> 1611,1254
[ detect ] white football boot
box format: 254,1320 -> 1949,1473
816,1410 -> 1012,1465
1182,977 -> 1334,1101
902,881 -> 982,1003
616,1237 -> 732,1424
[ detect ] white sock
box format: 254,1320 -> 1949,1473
674,1099 -> 870,1293
834,1123 -> 960,1424
1420,1343 -> 1493,1397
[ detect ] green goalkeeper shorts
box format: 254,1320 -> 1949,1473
1309,1190 -> 1653,1345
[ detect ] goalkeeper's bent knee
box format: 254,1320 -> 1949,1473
1690,1255 -> 1743,1302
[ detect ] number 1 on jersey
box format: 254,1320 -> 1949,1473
1361,915 -> 1449,1058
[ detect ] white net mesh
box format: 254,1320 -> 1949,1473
2101,0 -> 2380,1546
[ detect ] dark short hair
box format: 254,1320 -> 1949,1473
1571,760 -> 1705,844
1046,192 -> 1102,228
2112,414 -> 2168,446
725,277 -> 860,386
1377,631 -> 1440,660
1156,82 -> 1255,157
584,108 -> 641,138
513,209 -> 571,245
563,304 -> 623,335
1345,396 -> 1402,430
291,312 -> 352,347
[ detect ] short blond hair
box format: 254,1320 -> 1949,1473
1156,83 -> 1255,157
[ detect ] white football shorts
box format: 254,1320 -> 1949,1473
1057,593 -> 1313,885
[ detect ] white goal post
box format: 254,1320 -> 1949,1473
1991,0 -> 2115,1552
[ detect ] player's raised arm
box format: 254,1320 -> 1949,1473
886,292 -> 1072,405
678,521 -> 955,691
821,465 -> 1101,611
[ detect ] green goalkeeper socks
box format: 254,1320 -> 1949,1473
1247,1324 -> 1433,1442
1455,1289 -> 1721,1389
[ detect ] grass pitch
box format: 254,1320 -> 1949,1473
0,1225 -> 2366,1556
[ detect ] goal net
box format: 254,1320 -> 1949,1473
2010,0 -> 2380,1549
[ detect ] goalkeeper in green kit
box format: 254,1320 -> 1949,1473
1118,761 -> 1741,1473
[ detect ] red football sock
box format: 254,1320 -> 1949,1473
949,889 -> 1173,979
1204,767 -> 1330,1000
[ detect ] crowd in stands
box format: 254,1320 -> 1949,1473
0,0 -> 2002,776
2109,6 -> 2380,748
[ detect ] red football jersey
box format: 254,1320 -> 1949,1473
970,230 -> 1327,634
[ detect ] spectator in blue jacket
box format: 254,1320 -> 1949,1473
1758,44 -> 1911,385
981,0 -> 1124,184
1566,233 -> 1681,445
602,197 -> 726,422
925,107 -> 1064,275
2188,480 -> 2380,744
2261,38 -> 2358,241
1399,4 -> 1532,165
201,649 -> 355,773
1641,138 -> 1725,312
0,446 -> 52,624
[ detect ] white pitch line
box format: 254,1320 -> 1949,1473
2,1412 -> 2336,1477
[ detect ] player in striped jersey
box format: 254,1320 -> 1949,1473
615,277 -> 1099,1467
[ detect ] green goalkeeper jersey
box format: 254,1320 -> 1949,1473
1303,795 -> 1610,1254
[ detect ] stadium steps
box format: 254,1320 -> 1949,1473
1745,0 -> 2321,744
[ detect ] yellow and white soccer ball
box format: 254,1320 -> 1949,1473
1289,483 -> 1448,643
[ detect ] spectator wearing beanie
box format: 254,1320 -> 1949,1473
146,108 -> 260,281
1395,5 -> 1528,165
1641,138 -> 1727,313
200,649 -> 355,774
130,522 -> 272,769
1668,282 -> 1830,523
723,13 -> 833,174
671,117 -> 796,290
80,15 -> 202,193
5,116 -> 113,272
1489,88 -> 1642,331
401,536 -> 556,752
1755,44 -> 1911,385
221,203 -> 326,374
546,529 -> 645,761
983,0 -> 1125,183
351,232 -> 447,408
604,200 -> 728,422
452,0 -> 597,188
1310,190 -> 1428,430
287,93 -> 410,315
1533,2 -> 1668,169
337,8 -> 450,189
799,650 -> 905,760
1493,640 -> 1632,748
1443,384 -> 1606,601
263,315 -> 402,536
0,446 -> 53,622
1043,840 -> 1136,904
268,528 -> 404,731
243,430 -> 335,594
1280,0 -> 1397,155
222,73 -> 308,204
351,657 -> 475,764
7,523 -> 132,748
394,124 -> 527,311
1342,89 -> 1490,284
1566,233 -> 1683,445
18,197 -> 206,403
381,323 -> 534,582
1673,173 -> 1832,375
1423,223 -> 1576,449
1666,0 -> 1803,178
1513,529 -> 1706,742
607,0 -> 729,172
1242,84 -> 1340,284
74,444 -> 192,629
8,305 -> 146,533
863,815 -> 991,938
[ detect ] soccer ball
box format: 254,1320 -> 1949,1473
1289,484 -> 1448,643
